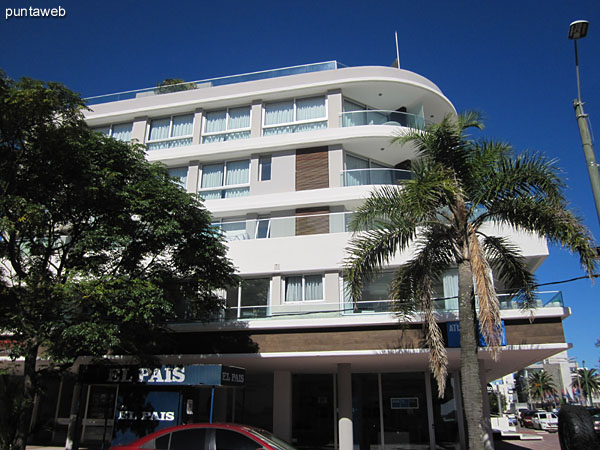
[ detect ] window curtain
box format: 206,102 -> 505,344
201,164 -> 224,188
442,269 -> 459,310
304,275 -> 323,300
265,100 -> 293,125
172,114 -> 193,137
285,276 -> 303,302
342,100 -> 366,127
228,107 -> 251,130
225,160 -> 249,186
296,97 -> 325,121
167,167 -> 188,188
223,187 -> 249,198
111,123 -> 132,142
205,111 -> 227,133
93,126 -> 111,136
149,118 -> 170,141
345,154 -> 369,186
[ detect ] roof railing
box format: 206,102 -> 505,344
86,61 -> 344,105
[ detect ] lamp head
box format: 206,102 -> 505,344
569,20 -> 589,40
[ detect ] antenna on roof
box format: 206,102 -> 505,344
392,31 -> 401,69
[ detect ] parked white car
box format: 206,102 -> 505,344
531,411 -> 558,432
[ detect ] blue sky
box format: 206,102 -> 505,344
2,0 -> 599,369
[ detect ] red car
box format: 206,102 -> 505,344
109,423 -> 297,450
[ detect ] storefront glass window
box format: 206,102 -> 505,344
431,373 -> 461,449
381,373 -> 430,448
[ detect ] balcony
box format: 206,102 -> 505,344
341,168 -> 412,187
214,211 -> 355,241
220,290 -> 565,321
340,110 -> 426,129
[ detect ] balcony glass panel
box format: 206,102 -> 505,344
341,168 -> 412,186
340,110 -> 426,130
214,211 -> 355,241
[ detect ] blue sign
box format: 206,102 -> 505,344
446,320 -> 506,348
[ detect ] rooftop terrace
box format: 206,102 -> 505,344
86,61 -> 344,105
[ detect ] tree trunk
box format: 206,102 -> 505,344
458,261 -> 493,450
13,343 -> 39,450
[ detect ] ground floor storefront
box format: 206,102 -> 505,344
21,315 -> 569,450
31,366 -> 466,450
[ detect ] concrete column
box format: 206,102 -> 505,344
337,363 -> 353,450
273,371 -> 292,442
187,161 -> 200,194
251,100 -> 263,138
328,144 -> 344,188
327,89 -> 343,129
131,116 -> 148,143
192,109 -> 203,145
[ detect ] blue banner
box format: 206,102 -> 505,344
446,320 -> 506,348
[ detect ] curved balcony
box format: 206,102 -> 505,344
340,110 -> 427,130
341,168 -> 412,187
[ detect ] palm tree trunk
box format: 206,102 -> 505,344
13,343 -> 39,450
458,260 -> 492,450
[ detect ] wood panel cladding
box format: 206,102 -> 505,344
296,207 -> 330,236
251,328 -> 425,352
295,146 -> 329,191
504,319 -> 565,345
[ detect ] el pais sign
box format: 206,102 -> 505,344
79,364 -> 245,387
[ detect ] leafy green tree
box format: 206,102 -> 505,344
528,370 -> 557,406
155,78 -> 197,94
574,368 -> 600,405
0,73 -> 237,450
344,113 -> 597,450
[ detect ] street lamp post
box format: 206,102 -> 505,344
569,20 -> 600,231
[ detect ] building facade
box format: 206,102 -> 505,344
23,62 -> 573,450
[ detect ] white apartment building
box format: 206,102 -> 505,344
32,62 -> 572,450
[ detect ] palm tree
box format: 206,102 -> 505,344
528,370 -> 557,406
344,112 -> 597,450
574,368 -> 600,405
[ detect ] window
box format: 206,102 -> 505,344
226,278 -> 270,319
259,155 -> 272,181
214,429 -> 262,450
343,153 -> 394,186
214,218 -> 248,241
255,216 -> 270,239
203,106 -> 251,143
92,123 -> 133,142
284,274 -> 323,302
167,167 -> 188,189
170,429 -> 207,450
147,114 -> 194,150
263,96 -> 327,136
199,160 -> 250,200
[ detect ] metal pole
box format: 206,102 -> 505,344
573,39 -> 600,228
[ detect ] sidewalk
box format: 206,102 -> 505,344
495,429 -> 559,450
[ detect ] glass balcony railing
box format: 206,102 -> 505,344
219,291 -> 564,322
86,61 -> 343,105
341,168 -> 412,186
213,211 -> 355,241
340,110 -> 427,129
